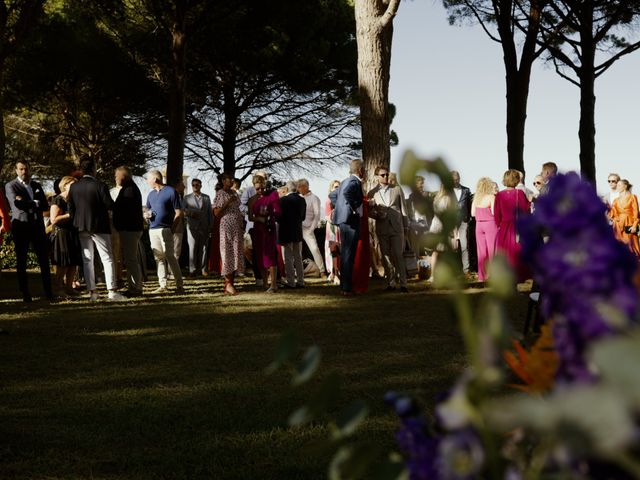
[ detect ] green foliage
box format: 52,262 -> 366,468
0,232 -> 39,269
5,4 -> 163,178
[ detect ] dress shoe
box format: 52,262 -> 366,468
22,294 -> 33,303
384,286 -> 396,292
400,286 -> 409,293
123,290 -> 143,298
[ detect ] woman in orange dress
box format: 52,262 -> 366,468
610,179 -> 640,257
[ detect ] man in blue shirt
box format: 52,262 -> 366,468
145,169 -> 185,294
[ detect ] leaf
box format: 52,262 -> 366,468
329,443 -> 388,480
370,459 -> 407,480
486,254 -> 516,298
288,373 -> 341,427
292,345 -> 322,386
333,399 -> 368,438
590,331 -> 640,405
264,330 -> 298,375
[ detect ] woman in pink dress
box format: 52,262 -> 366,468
325,180 -> 341,284
471,177 -> 498,281
213,173 -> 245,295
248,175 -> 282,293
494,169 -> 530,281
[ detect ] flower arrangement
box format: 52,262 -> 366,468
383,160 -> 640,479
268,153 -> 640,479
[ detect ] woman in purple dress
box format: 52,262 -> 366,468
248,175 -> 282,293
213,172 -> 245,295
494,169 -> 530,281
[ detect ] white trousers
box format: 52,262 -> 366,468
79,231 -> 117,291
302,227 -> 325,274
150,228 -> 183,288
282,242 -> 304,287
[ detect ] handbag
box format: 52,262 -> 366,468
404,240 -> 419,278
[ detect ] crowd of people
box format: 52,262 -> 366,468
0,158 -> 639,302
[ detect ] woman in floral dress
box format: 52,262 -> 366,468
213,173 -> 245,295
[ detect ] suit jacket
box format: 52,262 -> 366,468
455,185 -> 472,225
368,184 -> 409,235
68,175 -> 114,234
278,193 -> 306,244
332,175 -> 363,226
183,192 -> 213,233
113,181 -> 144,232
5,178 -> 48,224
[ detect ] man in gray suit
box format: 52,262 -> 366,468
5,160 -> 54,301
183,178 -> 213,276
368,165 -> 409,293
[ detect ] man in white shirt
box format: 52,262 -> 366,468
604,173 -> 620,208
451,171 -> 471,275
516,170 -> 536,203
297,178 -> 326,278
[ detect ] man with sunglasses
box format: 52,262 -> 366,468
368,166 -> 410,292
604,173 -> 621,208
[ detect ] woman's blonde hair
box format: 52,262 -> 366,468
58,176 -> 77,192
252,175 -> 266,186
328,179 -> 340,193
475,177 -> 495,197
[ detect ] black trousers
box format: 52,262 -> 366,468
11,220 -> 52,298
339,218 -> 360,293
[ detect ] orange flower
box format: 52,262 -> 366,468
503,323 -> 559,394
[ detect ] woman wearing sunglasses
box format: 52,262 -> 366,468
609,179 -> 640,257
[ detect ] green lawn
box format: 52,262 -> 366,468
0,272 -> 529,479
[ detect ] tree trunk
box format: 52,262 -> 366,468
222,82 -> 237,176
166,14 -> 186,187
355,0 -> 398,191
578,4 -> 596,183
504,70 -> 529,174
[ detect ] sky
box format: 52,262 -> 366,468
178,0 -> 640,201
383,0 -> 640,197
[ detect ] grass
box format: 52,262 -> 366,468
0,271 -> 530,479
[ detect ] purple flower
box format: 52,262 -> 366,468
519,172 -> 639,382
437,429 -> 484,480
396,417 -> 441,480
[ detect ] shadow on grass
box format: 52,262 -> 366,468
0,271 -> 529,479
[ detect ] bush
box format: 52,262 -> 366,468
0,232 -> 41,269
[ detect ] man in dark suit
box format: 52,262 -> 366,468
451,170 -> 472,275
332,159 -> 365,296
68,158 -> 125,302
278,181 -> 306,288
4,160 -> 54,302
